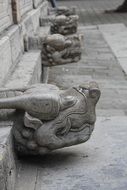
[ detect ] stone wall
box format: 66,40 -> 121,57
0,0 -> 49,189
19,0 -> 33,17
0,0 -> 49,86
0,0 -> 13,33
33,0 -> 45,8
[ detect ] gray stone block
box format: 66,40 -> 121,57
0,36 -> 12,85
118,57 -> 127,75
0,126 -> 16,190
5,51 -> 42,88
0,50 -> 42,189
20,2 -> 48,37
99,23 -> 127,58
7,26 -> 23,65
19,0 -> 33,17
0,0 -> 13,33
33,0 -> 45,8
40,0 -> 49,18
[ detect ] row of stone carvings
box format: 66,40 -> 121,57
25,6 -> 82,66
0,6 -> 101,156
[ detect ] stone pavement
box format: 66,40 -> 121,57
57,0 -> 127,26
48,24 -> 127,115
15,1 -> 127,190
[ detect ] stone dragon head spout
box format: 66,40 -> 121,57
25,33 -> 82,66
0,83 -> 100,155
49,6 -> 77,16
42,34 -> 82,66
50,15 -> 79,35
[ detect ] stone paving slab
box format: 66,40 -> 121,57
99,23 -> 127,76
99,23 -> 127,58
118,58 -> 127,76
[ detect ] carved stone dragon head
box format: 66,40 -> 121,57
0,83 -> 100,155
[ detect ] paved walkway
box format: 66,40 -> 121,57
15,1 -> 127,190
58,0 -> 127,26
48,24 -> 127,115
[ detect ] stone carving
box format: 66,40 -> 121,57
40,15 -> 79,35
0,82 -> 100,155
50,15 -> 79,35
25,34 -> 82,66
49,6 -> 77,16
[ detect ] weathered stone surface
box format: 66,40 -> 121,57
40,0 -> 49,18
0,36 -> 12,85
0,50 -> 42,189
20,10 -> 38,36
25,34 -> 82,66
0,126 -> 16,190
99,23 -> 127,76
7,26 -> 23,65
19,0 -> 33,17
0,0 -> 13,33
49,6 -> 77,16
50,15 -> 79,35
0,82 -> 100,155
15,116 -> 127,190
0,50 -> 42,190
33,0 -> 45,8
11,0 -> 48,25
40,15 -> 79,35
5,51 -> 42,88
20,1 -> 48,37
99,24 -> 127,58
118,57 -> 127,75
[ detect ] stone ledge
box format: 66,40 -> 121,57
0,50 -> 42,190
5,51 -> 42,88
0,25 -> 23,86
